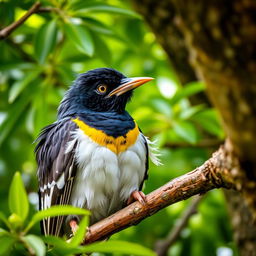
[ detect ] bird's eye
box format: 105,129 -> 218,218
97,85 -> 107,94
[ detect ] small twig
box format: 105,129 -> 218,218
5,38 -> 34,62
154,195 -> 203,256
0,2 -> 41,40
82,145 -> 235,244
37,6 -> 59,13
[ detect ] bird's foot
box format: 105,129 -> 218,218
127,190 -> 147,205
69,219 -> 79,235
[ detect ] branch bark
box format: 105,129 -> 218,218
0,2 -> 41,40
83,145 -> 235,244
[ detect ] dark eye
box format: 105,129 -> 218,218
97,84 -> 107,94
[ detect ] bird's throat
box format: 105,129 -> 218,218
72,118 -> 140,154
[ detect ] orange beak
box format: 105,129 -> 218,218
107,77 -> 154,97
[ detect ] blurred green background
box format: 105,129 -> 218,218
0,0 -> 237,255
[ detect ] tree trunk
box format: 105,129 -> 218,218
225,190 -> 256,256
172,0 -> 256,214
132,0 -> 195,85
132,0 -> 256,255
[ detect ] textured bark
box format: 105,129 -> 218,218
84,145 -> 235,244
131,1 -> 256,255
225,190 -> 256,256
172,0 -> 256,216
132,0 -> 196,85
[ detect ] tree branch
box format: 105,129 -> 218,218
154,195 -> 203,256
37,7 -> 57,12
0,2 -> 41,40
83,145 -> 235,244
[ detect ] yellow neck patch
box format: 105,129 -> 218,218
72,118 -> 139,154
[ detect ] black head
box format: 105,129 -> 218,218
58,68 -> 153,119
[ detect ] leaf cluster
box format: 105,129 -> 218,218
0,172 -> 155,256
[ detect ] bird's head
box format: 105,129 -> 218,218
58,68 -> 153,118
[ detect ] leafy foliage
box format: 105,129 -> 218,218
0,0 -> 235,255
0,172 -> 155,256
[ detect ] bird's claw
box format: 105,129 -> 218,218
69,219 -> 79,235
127,190 -> 147,205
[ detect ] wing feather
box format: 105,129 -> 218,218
35,119 -> 78,236
139,133 -> 149,191
139,132 -> 162,190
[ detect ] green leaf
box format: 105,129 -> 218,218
31,84 -> 48,138
92,33 -> 112,65
179,104 -> 205,120
8,172 -> 29,223
25,205 -> 90,232
123,19 -> 144,46
68,0 -> 100,10
192,109 -> 224,137
44,239 -> 156,256
63,21 -> 94,56
0,212 -> 10,229
73,4 -> 141,19
151,99 -> 172,117
8,69 -> 42,103
0,236 -> 15,256
56,65 -> 75,83
0,228 -> 8,236
81,17 -> 114,35
25,106 -> 36,134
0,62 -> 34,71
43,236 -> 78,255
170,81 -> 205,105
34,20 -> 58,64
173,121 -> 199,144
79,241 -> 156,256
23,235 -> 46,256
0,78 -> 39,147
69,216 -> 89,247
42,235 -> 70,248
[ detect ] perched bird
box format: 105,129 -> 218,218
35,68 -> 159,237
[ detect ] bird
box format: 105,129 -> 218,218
35,68 -> 160,237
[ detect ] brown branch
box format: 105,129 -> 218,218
0,2 -> 41,40
83,145 -> 235,244
154,195 -> 203,256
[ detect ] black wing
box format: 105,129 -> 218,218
139,132 -> 149,191
35,119 -> 78,236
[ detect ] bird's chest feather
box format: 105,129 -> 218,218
72,117 -> 139,154
67,123 -> 147,223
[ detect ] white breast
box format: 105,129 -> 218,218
68,129 -> 147,224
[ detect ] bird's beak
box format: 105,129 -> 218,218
107,77 -> 154,97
